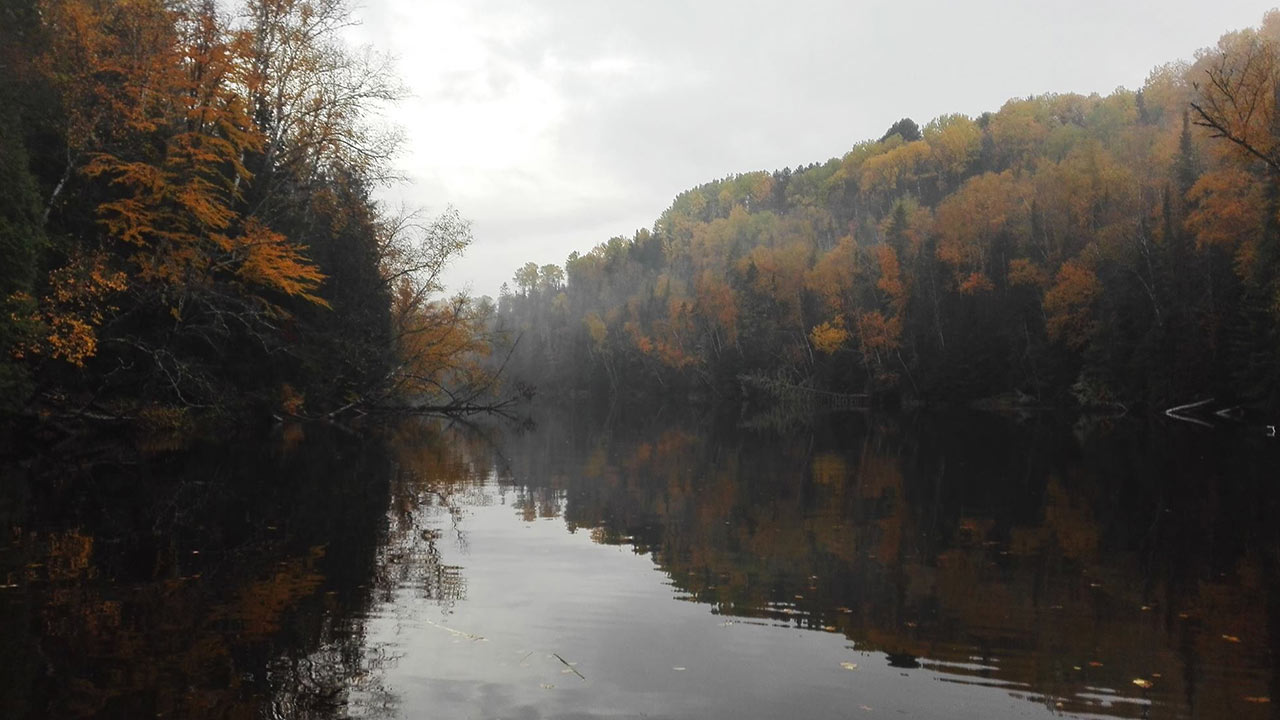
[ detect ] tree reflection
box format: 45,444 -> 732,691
6,411 -> 1275,719
0,424 -> 394,719
466,407 -> 1280,720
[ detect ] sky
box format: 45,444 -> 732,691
345,0 -> 1273,298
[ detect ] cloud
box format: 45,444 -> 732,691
350,0 -> 1269,296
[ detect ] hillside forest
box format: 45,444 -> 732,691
7,5 -> 1280,425
496,12 -> 1280,414
0,0 -> 495,425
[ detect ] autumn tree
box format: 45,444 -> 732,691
1189,12 -> 1280,174
1,0 -> 481,419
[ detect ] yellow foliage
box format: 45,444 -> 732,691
810,316 -> 849,354
861,140 -> 930,195
584,312 -> 607,348
924,114 -> 981,180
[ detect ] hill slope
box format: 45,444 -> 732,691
495,13 -> 1280,412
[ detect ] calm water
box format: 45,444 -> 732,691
1,408 -> 1277,719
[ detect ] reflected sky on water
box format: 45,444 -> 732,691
2,408 -> 1277,718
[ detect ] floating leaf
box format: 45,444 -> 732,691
1222,634 -> 1241,643
1132,678 -> 1153,689
840,662 -> 859,671
672,666 -> 686,672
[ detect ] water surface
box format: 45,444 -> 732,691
2,409 -> 1276,718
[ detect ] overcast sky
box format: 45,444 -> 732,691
346,0 -> 1271,298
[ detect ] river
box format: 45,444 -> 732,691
2,407 -> 1276,718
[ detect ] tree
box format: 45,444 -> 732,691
1189,13 -> 1280,174
28,0 -> 333,408
243,0 -> 402,198
880,117 -> 922,143
514,262 -> 540,297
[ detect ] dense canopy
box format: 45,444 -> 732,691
494,12 -> 1280,413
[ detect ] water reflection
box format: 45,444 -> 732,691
0,424 -> 394,719
412,408 -> 1279,719
3,409 -> 1278,719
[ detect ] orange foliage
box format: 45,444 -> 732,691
1044,260 -> 1101,348
584,311 -> 608,348
805,235 -> 858,314
935,171 -> 1030,284
1191,17 -> 1280,169
33,0 -> 329,365
694,271 -> 738,344
855,310 -> 901,355
740,241 -> 810,327
23,253 -> 128,366
958,271 -> 994,295
874,244 -> 907,311
1185,168 -> 1265,250
392,291 -> 493,400
231,550 -> 325,640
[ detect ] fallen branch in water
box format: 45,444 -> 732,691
423,618 -> 485,641
553,653 -> 585,680
1164,398 -> 1215,428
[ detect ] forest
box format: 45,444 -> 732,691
8,4 -> 1280,426
496,13 -> 1280,414
0,0 -> 495,427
